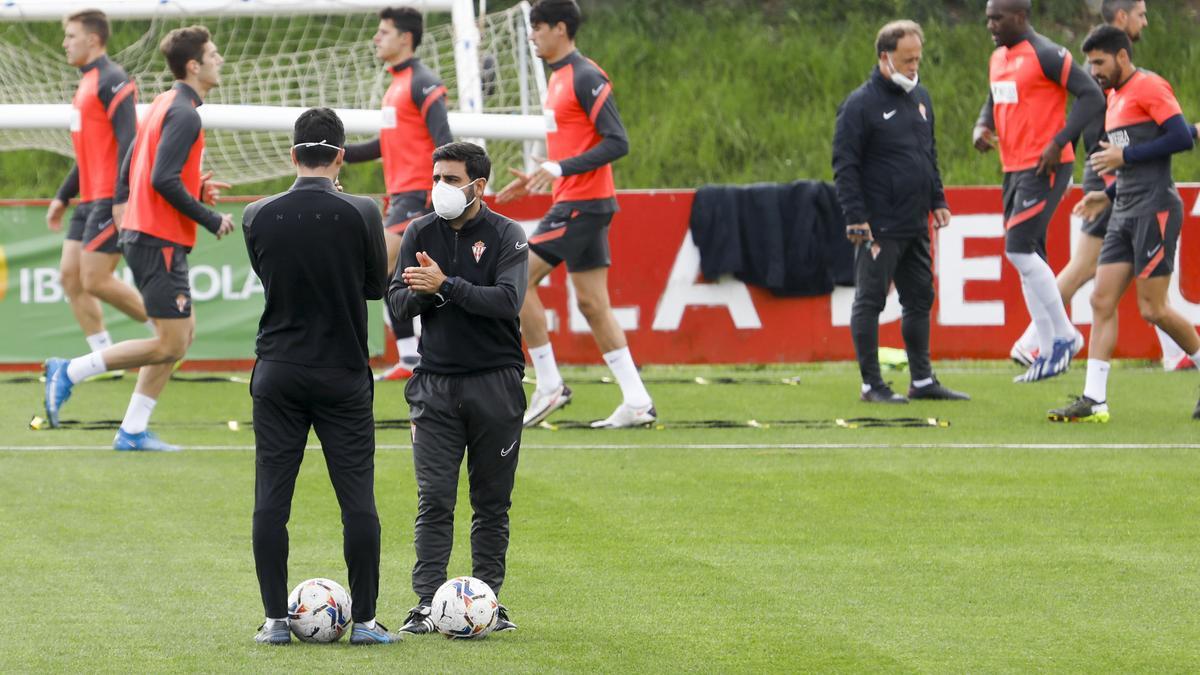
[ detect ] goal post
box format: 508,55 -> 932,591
0,0 -> 548,185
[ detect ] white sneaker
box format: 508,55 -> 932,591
590,402 -> 657,429
1163,354 -> 1197,372
1010,341 -> 1037,367
523,384 -> 572,428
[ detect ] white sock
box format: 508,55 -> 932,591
396,336 -> 419,361
66,352 -> 107,384
861,383 -> 872,394
1017,321 -> 1040,351
912,377 -> 933,388
1156,326 -> 1186,364
1008,252 -> 1073,353
85,331 -> 112,353
1018,278 -> 1056,356
265,617 -> 288,628
1083,359 -> 1110,403
603,347 -> 652,408
119,393 -> 156,435
529,343 -> 563,392
361,618 -> 376,629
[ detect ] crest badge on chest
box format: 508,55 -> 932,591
472,240 -> 487,263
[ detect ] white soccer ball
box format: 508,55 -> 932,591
287,578 -> 352,643
430,576 -> 499,639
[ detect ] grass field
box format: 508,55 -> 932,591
2,361 -> 1200,672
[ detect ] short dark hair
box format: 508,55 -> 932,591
293,107 -> 345,168
432,142 -> 491,181
65,9 -> 109,46
529,0 -> 582,40
380,6 -> 423,48
875,20 -> 923,56
160,25 -> 211,80
1082,24 -> 1134,59
1101,0 -> 1138,23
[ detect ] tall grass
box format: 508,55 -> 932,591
3,1 -> 1200,197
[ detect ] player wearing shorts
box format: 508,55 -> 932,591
497,0 -> 654,429
43,26 -> 235,449
1050,26 -> 1200,422
973,0 -> 1105,383
345,6 -> 453,381
47,9 -> 151,357
1010,0 -> 1199,372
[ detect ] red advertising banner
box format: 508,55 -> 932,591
488,186 -> 1200,364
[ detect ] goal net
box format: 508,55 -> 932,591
0,0 -> 547,186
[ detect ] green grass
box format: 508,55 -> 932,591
2,362 -> 1200,671
6,2 -> 1200,197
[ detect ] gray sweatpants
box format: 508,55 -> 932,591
403,366 -> 526,602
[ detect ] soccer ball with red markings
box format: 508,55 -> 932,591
287,578 -> 352,642
431,576 -> 499,639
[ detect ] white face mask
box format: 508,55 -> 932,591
432,179 -> 478,220
887,54 -> 919,93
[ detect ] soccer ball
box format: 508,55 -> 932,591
430,576 -> 499,639
287,578 -> 352,643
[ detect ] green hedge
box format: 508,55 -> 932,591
4,1 -> 1200,197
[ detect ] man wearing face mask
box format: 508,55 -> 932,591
833,20 -> 968,404
388,142 -> 528,635
241,108 -> 394,644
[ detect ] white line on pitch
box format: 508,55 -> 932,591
3,443 -> 1200,451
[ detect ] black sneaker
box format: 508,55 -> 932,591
1193,392 -> 1199,420
493,604 -> 516,633
398,605 -> 436,635
908,379 -> 970,401
1047,395 -> 1109,423
861,383 -> 908,404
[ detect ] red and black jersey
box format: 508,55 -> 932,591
344,58 -> 453,195
55,55 -> 137,203
1105,69 -> 1184,217
118,82 -> 222,249
977,31 -> 1105,173
544,50 -> 629,210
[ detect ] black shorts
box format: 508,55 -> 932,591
1080,204 -> 1112,239
528,204 -> 612,272
123,240 -> 192,319
1099,205 -> 1183,279
80,199 -> 120,254
385,191 -> 431,236
1002,165 -> 1072,256
65,202 -> 88,242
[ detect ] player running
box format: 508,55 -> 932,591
497,0 -> 654,429
1010,0 -> 1199,372
48,9 -> 152,360
344,6 -> 453,381
973,0 -> 1105,383
1050,26 -> 1200,422
43,26 -> 235,449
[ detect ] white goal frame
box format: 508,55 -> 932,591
0,0 -> 549,141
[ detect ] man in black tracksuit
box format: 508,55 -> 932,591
833,20 -> 969,404
388,142 -> 528,635
243,108 -> 397,645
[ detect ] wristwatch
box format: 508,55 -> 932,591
438,277 -> 456,298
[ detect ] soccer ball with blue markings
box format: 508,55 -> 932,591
431,576 -> 499,639
287,578 -> 352,642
